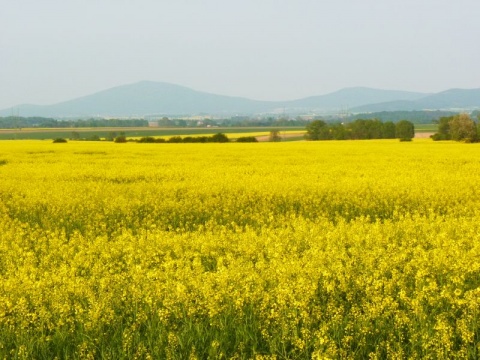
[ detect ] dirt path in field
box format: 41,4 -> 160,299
255,133 -> 306,142
415,132 -> 434,139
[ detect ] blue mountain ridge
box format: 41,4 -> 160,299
1,81 -> 478,117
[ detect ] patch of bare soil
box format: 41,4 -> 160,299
415,132 -> 434,139
255,133 -> 306,142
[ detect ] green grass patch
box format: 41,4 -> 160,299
414,123 -> 437,132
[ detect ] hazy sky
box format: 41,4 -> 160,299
1,0 -> 479,109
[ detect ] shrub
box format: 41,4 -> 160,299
210,133 -> 229,143
269,130 -> 282,142
431,133 -> 449,141
137,137 -> 166,143
137,136 -> 155,143
114,136 -> 127,143
53,138 -> 67,143
185,136 -> 209,143
236,136 -> 258,142
167,136 -> 183,143
163,134 -> 231,143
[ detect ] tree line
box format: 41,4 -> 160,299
134,134 -> 257,143
305,119 -> 414,141
157,117 -> 310,128
56,133 -> 247,144
0,116 -> 148,128
135,133 -> 230,143
158,111 -> 461,127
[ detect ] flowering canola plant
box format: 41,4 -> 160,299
0,139 -> 479,359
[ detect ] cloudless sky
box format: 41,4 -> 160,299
1,0 -> 479,109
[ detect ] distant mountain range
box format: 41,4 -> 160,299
1,81 -> 479,118
351,88 -> 480,112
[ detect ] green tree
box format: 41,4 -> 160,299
236,136 -> 258,142
158,117 -> 173,127
367,119 -> 384,139
167,136 -> 183,143
305,120 -> 330,140
348,119 -> 370,139
269,130 -> 282,142
114,135 -> 127,143
331,123 -> 348,140
433,116 -> 453,140
438,118 -> 450,135
382,121 -> 396,139
449,113 -> 477,142
210,133 -> 229,143
395,120 -> 414,140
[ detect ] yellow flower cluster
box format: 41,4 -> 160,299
0,139 -> 479,358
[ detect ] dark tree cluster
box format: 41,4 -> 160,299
431,114 -> 478,142
236,136 -> 258,142
134,133 -> 230,144
305,119 -> 414,141
136,136 -> 166,143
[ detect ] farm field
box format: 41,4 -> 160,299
410,123 -> 436,132
0,124 -> 434,141
0,126 -> 305,141
1,139 -> 480,358
129,130 -> 306,141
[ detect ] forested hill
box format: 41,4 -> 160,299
0,81 -> 427,117
1,81 -> 478,118
351,88 -> 480,112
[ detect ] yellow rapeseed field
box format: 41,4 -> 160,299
0,139 -> 479,359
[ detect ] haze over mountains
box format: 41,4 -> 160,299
1,81 -> 479,118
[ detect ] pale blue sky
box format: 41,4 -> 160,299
1,0 -> 479,109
